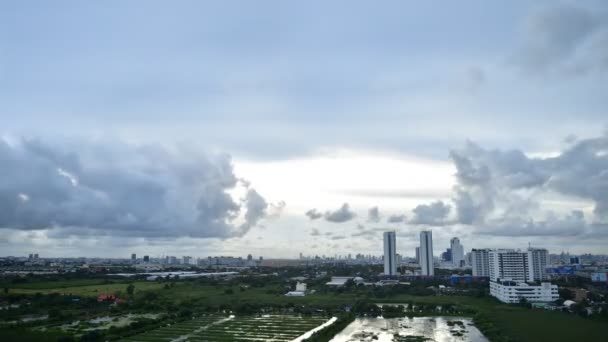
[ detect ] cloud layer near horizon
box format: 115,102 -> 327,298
0,138 -> 269,239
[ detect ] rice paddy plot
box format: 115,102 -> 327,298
189,315 -> 330,342
120,315 -> 223,342
121,315 -> 330,342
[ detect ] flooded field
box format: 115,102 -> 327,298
331,316 -> 488,342
121,315 -> 330,342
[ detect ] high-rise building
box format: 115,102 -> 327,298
131,253 -> 136,263
471,248 -> 491,277
419,231 -> 434,276
143,255 -> 150,263
450,237 -> 464,267
489,249 -> 529,282
383,231 -> 397,276
415,247 -> 420,263
441,248 -> 452,262
183,256 -> 192,265
527,248 -> 549,281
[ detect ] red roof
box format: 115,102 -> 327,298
97,294 -> 116,302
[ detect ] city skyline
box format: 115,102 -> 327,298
1,1 -> 608,257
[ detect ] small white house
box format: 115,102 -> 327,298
295,282 -> 307,292
285,281 -> 307,296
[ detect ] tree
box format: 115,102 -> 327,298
126,284 -> 135,296
3,287 -> 8,294
558,288 -> 574,300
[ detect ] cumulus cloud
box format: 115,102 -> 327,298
351,229 -> 377,239
450,134 -> 608,221
367,206 -> 380,222
267,200 -> 286,219
324,203 -> 356,223
387,214 -> 407,223
0,138 -> 269,239
305,208 -> 323,220
512,4 -> 608,76
442,132 -> 608,239
310,228 -> 320,236
411,201 -> 451,225
477,210 -> 587,237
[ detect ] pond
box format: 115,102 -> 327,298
330,316 -> 488,342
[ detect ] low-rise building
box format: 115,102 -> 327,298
591,271 -> 608,283
326,276 -> 353,286
285,281 -> 307,296
490,280 -> 558,304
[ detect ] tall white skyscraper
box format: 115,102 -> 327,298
489,249 -> 529,282
471,248 -> 491,277
419,231 -> 434,276
383,231 -> 397,276
527,248 -> 549,281
450,237 -> 464,267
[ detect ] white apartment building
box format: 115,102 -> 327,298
450,237 -> 464,267
490,280 -> 558,303
383,231 -> 397,276
471,248 -> 491,277
419,231 -> 434,276
489,249 -> 529,283
527,248 -> 549,281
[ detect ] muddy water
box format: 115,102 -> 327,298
330,316 -> 488,342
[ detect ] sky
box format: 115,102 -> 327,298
1,1 -> 608,258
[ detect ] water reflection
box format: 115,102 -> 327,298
330,316 -> 488,342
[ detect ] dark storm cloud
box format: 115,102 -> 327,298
387,214 -> 407,223
513,4 -> 608,76
324,203 -> 356,223
0,138 -> 269,239
410,201 -> 451,225
367,206 -> 380,222
305,208 -> 323,220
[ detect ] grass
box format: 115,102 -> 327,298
5,280 -> 607,341
3,279 -> 111,290
8,281 -> 163,297
489,306 -> 608,341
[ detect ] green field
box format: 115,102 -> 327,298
4,279 -> 607,341
121,315 -> 328,342
7,281 -> 163,297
